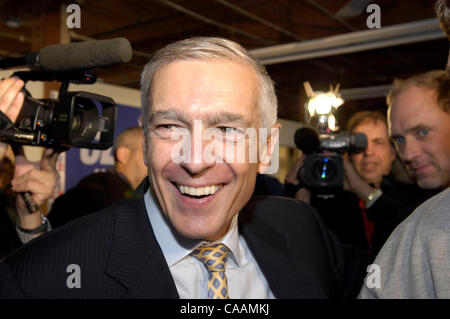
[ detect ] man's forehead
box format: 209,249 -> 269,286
354,119 -> 388,136
354,119 -> 387,130
150,59 -> 260,126
152,59 -> 257,95
154,58 -> 256,80
388,86 -> 440,132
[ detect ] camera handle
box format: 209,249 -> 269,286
9,143 -> 40,214
0,110 -> 35,144
0,109 -> 15,132
20,191 -> 39,213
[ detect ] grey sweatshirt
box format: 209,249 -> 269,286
359,187 -> 450,299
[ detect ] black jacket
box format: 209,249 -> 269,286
287,176 -> 438,254
48,169 -> 133,228
0,195 -> 369,299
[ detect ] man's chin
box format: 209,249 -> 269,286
416,177 -> 446,190
361,173 -> 382,184
167,209 -> 229,240
172,222 -> 226,241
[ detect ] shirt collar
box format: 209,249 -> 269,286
144,189 -> 241,267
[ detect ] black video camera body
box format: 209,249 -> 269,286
14,90 -> 116,150
0,70 -> 117,151
296,128 -> 367,191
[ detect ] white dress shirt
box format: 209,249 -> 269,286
144,189 -> 275,299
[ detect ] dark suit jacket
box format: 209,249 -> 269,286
0,195 -> 369,298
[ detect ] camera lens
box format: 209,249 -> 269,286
71,98 -> 99,143
314,156 -> 336,182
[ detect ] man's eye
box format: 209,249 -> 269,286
418,128 -> 429,137
157,124 -> 177,130
392,136 -> 404,145
217,127 -> 238,133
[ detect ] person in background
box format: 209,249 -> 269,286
359,69 -> 450,298
47,126 -> 147,227
285,111 -> 436,254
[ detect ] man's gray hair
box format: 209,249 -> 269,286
140,37 -> 277,134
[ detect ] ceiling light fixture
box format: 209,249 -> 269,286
303,82 -> 344,132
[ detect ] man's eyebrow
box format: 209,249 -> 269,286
149,109 -> 252,127
148,109 -> 189,124
205,112 -> 251,127
402,124 -> 429,135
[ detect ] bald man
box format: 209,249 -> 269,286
47,127 -> 147,227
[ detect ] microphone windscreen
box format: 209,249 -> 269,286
38,38 -> 133,71
294,126 -> 320,155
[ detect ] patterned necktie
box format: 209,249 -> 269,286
191,243 -> 229,299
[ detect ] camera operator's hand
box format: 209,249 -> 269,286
343,157 -> 375,201
295,187 -> 311,204
284,154 -> 312,203
0,77 -> 25,160
11,148 -> 59,232
285,154 -> 306,185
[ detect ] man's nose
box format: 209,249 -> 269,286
180,146 -> 214,175
364,141 -> 374,156
179,122 -> 214,175
400,138 -> 420,163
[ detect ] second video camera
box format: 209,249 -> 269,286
295,127 -> 367,190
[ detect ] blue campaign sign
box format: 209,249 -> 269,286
64,104 -> 141,192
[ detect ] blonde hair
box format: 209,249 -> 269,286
386,70 -> 450,113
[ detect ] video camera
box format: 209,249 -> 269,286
0,38 -> 133,150
295,126 -> 367,190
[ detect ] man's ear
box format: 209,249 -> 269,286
258,123 -> 281,175
142,134 -> 149,167
116,146 -> 130,165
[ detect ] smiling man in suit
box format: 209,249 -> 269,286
0,37 -> 367,299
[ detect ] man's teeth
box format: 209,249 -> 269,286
177,184 -> 223,196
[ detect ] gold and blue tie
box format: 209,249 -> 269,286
191,244 -> 229,299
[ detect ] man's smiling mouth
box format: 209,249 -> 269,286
175,183 -> 224,198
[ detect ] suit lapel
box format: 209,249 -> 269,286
239,209 -> 317,299
104,198 -> 179,298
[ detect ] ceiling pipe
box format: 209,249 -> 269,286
340,84 -> 392,100
250,19 -> 445,65
211,0 -> 376,77
305,0 -> 418,70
